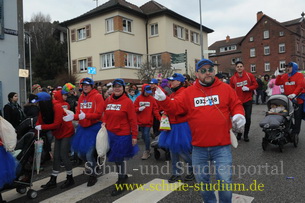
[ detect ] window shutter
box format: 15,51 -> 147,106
173,24 -> 177,37
86,24 -> 91,38
185,29 -> 189,41
72,60 -> 77,73
190,31 -> 194,42
87,56 -> 92,67
71,29 -> 76,42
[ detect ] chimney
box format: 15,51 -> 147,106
226,35 -> 230,42
257,11 -> 264,22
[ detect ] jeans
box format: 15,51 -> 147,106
255,90 -> 264,104
170,151 -> 193,175
53,137 -> 72,172
192,145 -> 232,203
243,100 -> 253,137
78,146 -> 96,176
139,126 -> 151,151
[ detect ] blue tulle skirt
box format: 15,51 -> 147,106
158,122 -> 192,153
0,146 -> 17,189
107,131 -> 139,162
72,122 -> 101,156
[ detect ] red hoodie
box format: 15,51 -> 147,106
230,71 -> 258,103
37,92 -> 74,139
158,78 -> 244,147
75,89 -> 104,127
275,72 -> 304,104
134,85 -> 161,127
165,86 -> 188,124
103,94 -> 138,139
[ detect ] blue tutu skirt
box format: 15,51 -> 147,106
72,122 -> 101,156
0,146 -> 17,189
158,122 -> 192,153
107,131 -> 139,162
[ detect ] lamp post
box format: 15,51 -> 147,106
199,0 -> 204,59
24,31 -> 32,93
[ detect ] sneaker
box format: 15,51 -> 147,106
184,173 -> 195,182
141,150 -> 151,160
87,175 -> 97,187
168,175 -> 182,183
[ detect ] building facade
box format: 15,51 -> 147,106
62,0 -> 213,84
209,11 -> 305,77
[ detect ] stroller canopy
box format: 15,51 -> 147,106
267,94 -> 294,116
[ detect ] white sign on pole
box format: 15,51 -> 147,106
19,69 -> 29,78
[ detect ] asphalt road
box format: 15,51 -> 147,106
4,104 -> 305,203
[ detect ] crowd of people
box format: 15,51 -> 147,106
1,59 -> 305,202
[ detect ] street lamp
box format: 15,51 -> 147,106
24,31 -> 32,93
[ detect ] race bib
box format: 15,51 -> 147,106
139,102 -> 150,107
236,80 -> 248,87
194,95 -> 220,107
106,104 -> 122,111
80,102 -> 92,109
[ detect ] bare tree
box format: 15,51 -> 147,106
137,61 -> 175,83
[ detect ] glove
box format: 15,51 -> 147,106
274,68 -> 284,77
232,114 -> 246,130
35,125 -> 42,131
63,114 -> 74,122
242,86 -> 249,91
139,106 -> 146,111
288,94 -> 296,99
79,110 -> 86,120
154,87 -> 166,101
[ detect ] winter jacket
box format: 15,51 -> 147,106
158,78 -> 244,147
134,85 -> 161,127
103,94 -> 138,139
268,79 -> 281,95
275,72 -> 305,104
75,89 -> 104,127
230,71 -> 258,103
3,102 -> 26,128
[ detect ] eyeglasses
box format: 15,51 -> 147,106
198,67 -> 214,74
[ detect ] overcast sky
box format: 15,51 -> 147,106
23,0 -> 305,46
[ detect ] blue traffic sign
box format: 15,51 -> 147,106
87,67 -> 96,75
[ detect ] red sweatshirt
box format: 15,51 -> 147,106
158,78 -> 244,147
37,100 -> 74,139
165,86 -> 188,124
275,72 -> 304,104
134,87 -> 161,127
230,71 -> 258,103
75,89 -> 104,127
103,94 -> 138,139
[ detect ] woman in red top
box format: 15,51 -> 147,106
103,78 -> 139,196
35,91 -> 75,190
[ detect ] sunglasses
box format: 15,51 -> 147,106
198,67 -> 214,74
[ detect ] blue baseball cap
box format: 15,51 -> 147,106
112,78 -> 126,86
167,73 -> 185,82
149,78 -> 159,84
196,59 -> 215,72
144,85 -> 153,94
32,92 -> 51,103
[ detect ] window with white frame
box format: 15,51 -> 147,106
279,31 -> 284,36
220,45 -> 237,53
264,46 -> 270,55
124,53 -> 142,68
249,37 -> 254,42
151,54 -> 162,68
191,32 -> 199,44
150,23 -> 158,36
263,30 -> 269,39
79,59 -> 87,72
123,18 -> 132,33
250,48 -> 256,57
264,62 -> 270,71
106,18 -> 114,33
279,61 -> 286,69
100,53 -> 114,69
77,28 -> 86,40
177,25 -> 184,39
279,43 -> 285,53
250,64 -> 256,72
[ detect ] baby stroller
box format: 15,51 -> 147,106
151,135 -> 171,160
1,132 -> 39,199
259,94 -> 299,152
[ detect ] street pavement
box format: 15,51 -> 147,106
2,104 -> 305,203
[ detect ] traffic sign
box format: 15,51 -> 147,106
87,67 -> 96,75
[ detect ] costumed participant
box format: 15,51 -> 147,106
103,78 -> 139,196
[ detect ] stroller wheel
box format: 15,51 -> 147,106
293,134 -> 299,147
16,187 -> 27,194
154,149 -> 161,160
27,189 -> 38,199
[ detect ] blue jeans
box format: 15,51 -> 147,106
78,146 -> 96,176
192,145 -> 232,203
139,126 -> 151,151
170,151 -> 193,175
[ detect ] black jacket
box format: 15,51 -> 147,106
3,102 -> 26,128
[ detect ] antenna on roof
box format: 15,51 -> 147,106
93,0 -> 98,7
300,11 -> 305,22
